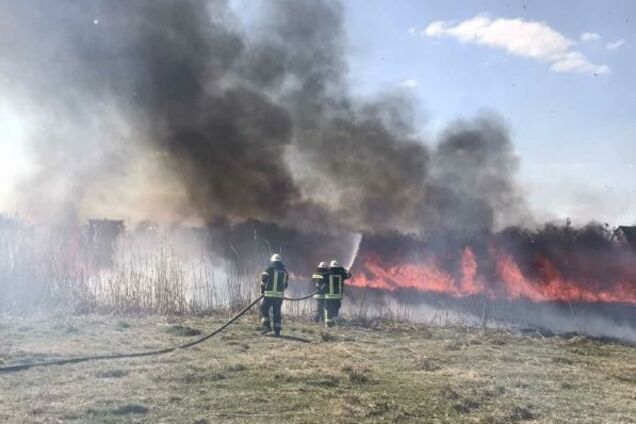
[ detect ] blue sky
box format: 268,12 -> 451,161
342,0 -> 636,224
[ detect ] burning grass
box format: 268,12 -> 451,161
350,224 -> 636,304
1,314 -> 634,423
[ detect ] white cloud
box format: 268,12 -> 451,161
580,32 -> 600,42
423,16 -> 609,75
550,51 -> 609,75
408,27 -> 418,36
399,79 -> 419,88
606,39 -> 625,50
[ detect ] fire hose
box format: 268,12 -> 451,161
0,290 -> 317,374
283,291 -> 319,301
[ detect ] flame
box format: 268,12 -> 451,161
350,247 -> 636,303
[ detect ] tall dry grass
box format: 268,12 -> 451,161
0,216 -> 262,315
0,216 -> 415,325
0,216 -> 72,311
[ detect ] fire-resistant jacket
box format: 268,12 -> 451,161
312,268 -> 329,299
325,266 -> 351,300
260,262 -> 289,298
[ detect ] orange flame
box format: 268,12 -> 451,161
350,247 -> 636,303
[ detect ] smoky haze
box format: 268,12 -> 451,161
0,0 -> 524,237
2,0 -> 634,344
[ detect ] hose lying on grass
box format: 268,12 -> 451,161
0,291 -> 317,373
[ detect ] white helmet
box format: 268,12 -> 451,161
318,261 -> 328,268
270,253 -> 282,262
329,260 -> 340,268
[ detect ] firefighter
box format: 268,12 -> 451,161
259,253 -> 289,337
311,261 -> 329,322
324,260 -> 351,328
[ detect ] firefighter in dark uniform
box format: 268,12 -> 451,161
311,261 -> 329,322
259,253 -> 289,337
324,260 -> 351,328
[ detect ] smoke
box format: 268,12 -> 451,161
205,219 -> 360,274
0,0 -> 525,239
428,116 -> 528,234
0,1 -> 189,222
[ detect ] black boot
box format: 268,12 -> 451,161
274,328 -> 281,337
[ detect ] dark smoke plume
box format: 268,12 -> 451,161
0,0 -> 524,239
427,116 -> 526,235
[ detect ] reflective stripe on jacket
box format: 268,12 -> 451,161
261,265 -> 289,298
325,267 -> 351,300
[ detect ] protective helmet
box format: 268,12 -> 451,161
318,261 -> 328,268
271,253 -> 282,262
329,260 -> 340,268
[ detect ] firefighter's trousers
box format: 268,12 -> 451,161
313,297 -> 325,322
325,299 -> 342,327
260,297 -> 283,332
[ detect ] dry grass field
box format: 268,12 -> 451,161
1,311 -> 635,424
